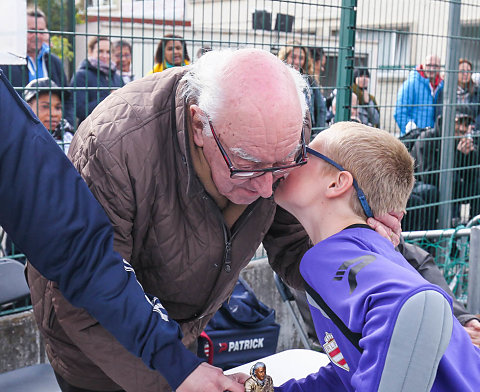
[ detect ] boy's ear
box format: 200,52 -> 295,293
325,171 -> 354,199
189,104 -> 205,147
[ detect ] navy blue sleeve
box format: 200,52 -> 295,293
0,69 -> 203,389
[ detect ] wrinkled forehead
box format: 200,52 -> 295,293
213,51 -> 304,147
217,102 -> 303,157
220,120 -> 303,164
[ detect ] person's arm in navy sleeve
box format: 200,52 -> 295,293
0,69 -> 245,392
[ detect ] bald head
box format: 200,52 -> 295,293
184,48 -> 309,205
182,48 -> 307,127
219,49 -> 304,132
422,54 -> 441,84
423,54 -> 441,67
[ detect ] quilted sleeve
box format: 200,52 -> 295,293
263,205 -> 312,290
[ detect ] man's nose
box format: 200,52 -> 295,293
250,173 -> 274,199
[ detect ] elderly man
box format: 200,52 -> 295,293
26,49 -> 479,392
0,68 -> 243,392
394,54 -> 444,135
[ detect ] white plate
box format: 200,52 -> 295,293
224,349 -> 330,387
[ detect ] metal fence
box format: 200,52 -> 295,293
1,0 -> 478,231
2,0 -> 480,294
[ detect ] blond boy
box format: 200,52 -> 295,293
275,122 -> 480,392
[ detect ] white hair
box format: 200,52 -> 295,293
181,48 -> 308,135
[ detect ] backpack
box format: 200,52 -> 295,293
197,277 -> 280,370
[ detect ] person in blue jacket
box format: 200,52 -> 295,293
0,7 -> 74,125
274,121 -> 480,391
70,36 -> 124,125
0,68 -> 245,392
394,54 -> 444,136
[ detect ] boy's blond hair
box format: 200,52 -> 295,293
312,121 -> 415,219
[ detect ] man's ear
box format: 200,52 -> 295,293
325,171 -> 354,199
189,104 -> 205,147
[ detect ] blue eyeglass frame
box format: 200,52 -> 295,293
305,146 -> 374,218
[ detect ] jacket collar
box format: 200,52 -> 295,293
174,79 -> 212,198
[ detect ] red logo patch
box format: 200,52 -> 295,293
322,332 -> 350,371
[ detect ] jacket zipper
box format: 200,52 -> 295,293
205,193 -> 261,273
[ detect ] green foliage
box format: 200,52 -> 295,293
50,35 -> 74,62
28,0 -> 84,32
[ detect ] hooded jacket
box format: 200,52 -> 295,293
394,66 -> 444,135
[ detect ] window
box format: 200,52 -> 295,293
460,24 -> 480,70
356,27 -> 410,68
87,0 -> 112,7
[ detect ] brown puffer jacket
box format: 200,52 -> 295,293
27,67 -> 309,391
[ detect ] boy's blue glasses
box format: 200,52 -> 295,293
305,147 -> 374,218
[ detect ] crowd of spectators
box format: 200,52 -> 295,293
2,8 -> 480,392
2,6 -> 480,231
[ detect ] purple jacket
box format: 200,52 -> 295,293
277,226 -> 480,392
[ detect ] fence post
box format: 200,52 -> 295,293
335,0 -> 357,123
438,0 -> 461,228
468,227 -> 480,314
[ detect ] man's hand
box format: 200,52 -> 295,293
464,319 -> 480,347
457,137 -> 475,155
176,362 -> 248,392
367,211 -> 403,247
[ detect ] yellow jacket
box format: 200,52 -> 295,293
148,59 -> 190,74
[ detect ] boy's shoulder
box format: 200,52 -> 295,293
300,227 -> 430,297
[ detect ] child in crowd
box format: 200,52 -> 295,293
274,122 -> 480,391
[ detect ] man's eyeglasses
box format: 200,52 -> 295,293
208,121 -> 308,179
305,146 -> 373,218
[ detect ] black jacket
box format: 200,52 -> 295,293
411,125 -> 480,209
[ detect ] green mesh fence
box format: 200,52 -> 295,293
2,0 -> 480,309
403,227 -> 472,303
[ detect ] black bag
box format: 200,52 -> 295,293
399,127 -> 430,152
197,278 -> 280,370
